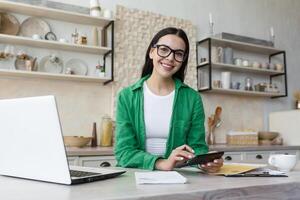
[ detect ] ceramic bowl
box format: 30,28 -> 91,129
63,136 -> 92,147
258,131 -> 279,140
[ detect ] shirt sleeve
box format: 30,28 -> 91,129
114,90 -> 162,170
187,93 -> 208,155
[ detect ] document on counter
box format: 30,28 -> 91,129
208,163 -> 287,177
209,163 -> 266,176
135,171 -> 187,184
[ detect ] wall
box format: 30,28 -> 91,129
57,0 -> 299,142
2,0 -> 300,142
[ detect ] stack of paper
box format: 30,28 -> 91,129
135,171 -> 187,184
210,163 -> 266,176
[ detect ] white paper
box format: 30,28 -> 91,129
135,171 -> 187,184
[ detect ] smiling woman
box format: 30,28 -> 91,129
114,27 -> 223,172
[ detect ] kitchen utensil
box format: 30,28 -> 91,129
244,77 -> 253,91
91,122 -> 97,147
258,131 -> 279,140
252,61 -> 261,69
63,136 -> 92,147
25,57 -> 37,71
242,59 -> 250,67
268,154 -> 297,172
207,116 -> 215,145
19,17 -> 51,38
274,63 -> 284,71
0,12 -> 20,35
271,136 -> 283,145
223,47 -> 233,64
39,55 -> 63,74
213,106 -> 222,128
15,56 -> 38,71
45,31 -> 57,41
221,71 -> 231,89
65,58 -> 88,75
233,58 -> 242,66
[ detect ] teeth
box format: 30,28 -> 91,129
161,63 -> 173,69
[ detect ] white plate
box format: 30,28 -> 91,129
19,17 -> 51,38
39,55 -> 63,74
65,58 -> 88,75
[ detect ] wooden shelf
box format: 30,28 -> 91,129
198,61 -> 285,75
199,87 -> 285,97
0,0 -> 114,27
199,37 -> 284,55
0,34 -> 111,54
0,69 -> 110,83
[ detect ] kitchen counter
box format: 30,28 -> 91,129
1,164 -> 300,200
66,145 -> 300,156
66,147 -> 114,156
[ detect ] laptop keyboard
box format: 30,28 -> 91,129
70,170 -> 101,177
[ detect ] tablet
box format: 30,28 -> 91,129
175,151 -> 224,168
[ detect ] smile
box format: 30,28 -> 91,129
160,62 -> 174,71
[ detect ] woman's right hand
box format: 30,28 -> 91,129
155,144 -> 195,171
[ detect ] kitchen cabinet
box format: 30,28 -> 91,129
196,37 -> 287,98
0,1 -> 114,84
222,150 -> 300,164
68,155 -> 116,167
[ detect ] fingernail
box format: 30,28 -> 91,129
214,160 -> 218,163
207,163 -> 211,166
180,157 -> 184,160
188,155 -> 192,159
192,149 -> 195,153
201,164 -> 205,167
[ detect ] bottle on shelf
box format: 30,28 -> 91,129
71,28 -> 79,44
91,122 -> 97,147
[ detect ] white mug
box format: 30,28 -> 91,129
268,154 -> 297,172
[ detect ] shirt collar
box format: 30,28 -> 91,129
130,74 -> 188,91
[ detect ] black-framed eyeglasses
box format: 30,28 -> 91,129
153,44 -> 186,62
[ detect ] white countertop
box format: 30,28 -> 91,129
1,164 -> 300,200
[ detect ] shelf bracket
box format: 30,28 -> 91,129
103,21 -> 114,85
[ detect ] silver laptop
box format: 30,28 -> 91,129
0,95 -> 125,185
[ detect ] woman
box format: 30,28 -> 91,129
114,27 -> 223,172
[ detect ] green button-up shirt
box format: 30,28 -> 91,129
114,75 -> 208,170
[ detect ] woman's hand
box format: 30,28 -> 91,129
155,144 -> 195,171
199,158 -> 224,173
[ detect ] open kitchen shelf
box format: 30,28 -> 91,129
0,68 -> 110,83
208,37 -> 284,55
0,34 -> 112,55
0,0 -> 114,84
199,87 -> 285,97
0,0 -> 114,26
196,37 -> 288,98
198,61 -> 285,75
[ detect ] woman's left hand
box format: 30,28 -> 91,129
199,158 -> 223,173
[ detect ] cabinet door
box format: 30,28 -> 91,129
68,156 -> 79,166
79,156 -> 116,168
223,152 -> 242,163
272,150 -> 298,155
244,151 -> 270,164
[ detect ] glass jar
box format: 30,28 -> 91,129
100,115 -> 113,147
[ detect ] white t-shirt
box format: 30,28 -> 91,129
143,82 -> 175,156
